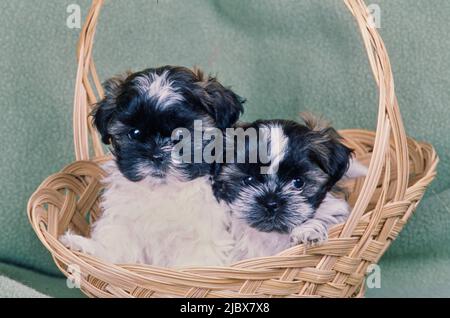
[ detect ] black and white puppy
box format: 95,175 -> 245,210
213,114 -> 367,261
61,66 -> 244,267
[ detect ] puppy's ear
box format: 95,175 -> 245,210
302,113 -> 352,187
194,72 -> 245,130
92,74 -> 128,144
300,112 -> 330,132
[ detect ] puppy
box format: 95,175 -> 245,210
60,66 -> 244,267
213,114 -> 367,261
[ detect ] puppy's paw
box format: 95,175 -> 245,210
289,223 -> 328,247
59,231 -> 96,255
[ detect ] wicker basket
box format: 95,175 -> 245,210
27,0 -> 438,298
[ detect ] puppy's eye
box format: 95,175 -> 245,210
242,176 -> 255,186
292,178 -> 305,189
128,129 -> 141,140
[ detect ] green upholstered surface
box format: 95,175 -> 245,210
0,275 -> 48,298
0,262 -> 83,298
0,0 -> 448,297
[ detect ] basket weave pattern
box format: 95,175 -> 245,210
27,0 -> 438,298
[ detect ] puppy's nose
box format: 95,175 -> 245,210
265,201 -> 279,211
151,153 -> 164,163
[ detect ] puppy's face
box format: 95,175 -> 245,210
93,66 -> 244,182
213,118 -> 351,233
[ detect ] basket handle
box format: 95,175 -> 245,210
73,0 -> 105,160
73,0 -> 409,211
341,0 -> 409,236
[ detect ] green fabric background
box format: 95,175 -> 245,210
0,0 -> 448,297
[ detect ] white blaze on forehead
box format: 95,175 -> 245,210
134,70 -> 184,108
264,124 -> 288,175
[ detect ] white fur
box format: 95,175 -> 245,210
289,194 -> 350,246
60,161 -> 234,267
345,157 -> 369,179
230,217 -> 290,261
134,71 -> 184,108
265,125 -> 288,175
